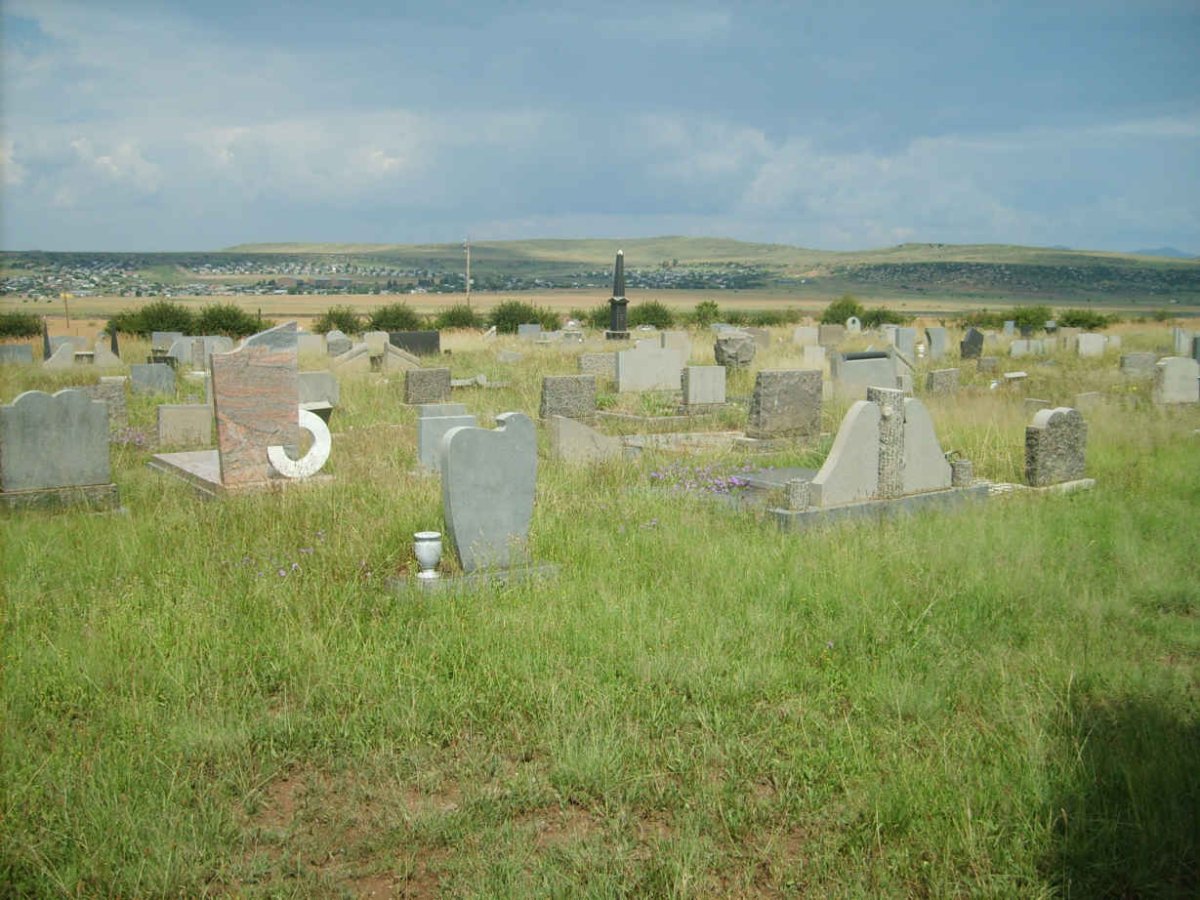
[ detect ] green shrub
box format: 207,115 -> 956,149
820,294 -> 865,325
1011,305 -> 1052,332
628,300 -> 675,329
1058,308 -> 1119,330
724,308 -> 751,326
1152,309 -> 1173,322
136,300 -> 197,336
195,303 -> 263,338
368,302 -> 423,332
582,306 -> 611,329
861,307 -> 909,328
690,300 -> 720,326
313,305 -> 363,335
747,308 -> 804,327
434,304 -> 483,330
958,309 -> 1006,329
0,310 -> 43,338
488,300 -> 559,334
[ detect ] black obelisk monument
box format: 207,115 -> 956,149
604,250 -> 630,341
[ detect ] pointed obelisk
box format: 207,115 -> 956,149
604,249 -> 630,341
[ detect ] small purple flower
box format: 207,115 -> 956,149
277,568 -> 287,578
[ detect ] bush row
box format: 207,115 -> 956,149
0,310 -> 43,338
107,301 -> 266,338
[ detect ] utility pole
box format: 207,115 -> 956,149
464,238 -> 472,308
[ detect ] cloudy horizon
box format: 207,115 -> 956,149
2,0 -> 1198,254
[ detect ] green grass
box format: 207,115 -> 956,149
1,330 -> 1197,896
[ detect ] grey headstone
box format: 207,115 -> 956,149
713,332 -> 756,369
417,403 -> 468,418
977,356 -> 999,374
746,370 -> 822,440
901,397 -> 952,494
792,326 -> 819,347
151,331 -> 184,352
1025,407 -> 1087,486
745,327 -> 771,349
298,371 -> 340,407
405,368 -> 452,404
578,352 -> 617,379
893,327 -> 917,358
830,351 -> 897,398
130,363 -> 176,395
441,412 -> 536,573
0,389 -> 110,491
1152,357 -> 1200,404
925,368 -> 960,395
809,401 -> 880,507
802,345 -> 826,370
325,330 -> 352,356
1076,333 -> 1106,357
517,323 -> 542,341
0,345 -> 35,365
616,344 -> 685,391
418,413 -> 478,470
925,327 -> 948,360
960,328 -> 984,360
539,375 -> 596,420
818,324 -> 846,347
681,366 -> 726,407
389,331 -> 440,356
1171,327 -> 1194,356
660,331 -> 691,356
43,343 -> 76,368
157,404 -> 213,447
297,333 -> 326,356
547,415 -> 622,464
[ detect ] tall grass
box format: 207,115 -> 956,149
1,327 -> 1197,896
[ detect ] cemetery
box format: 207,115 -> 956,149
1,308 -> 1197,896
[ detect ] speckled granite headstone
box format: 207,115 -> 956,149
442,412 -> 536,573
405,368 -> 452,404
539,375 -> 596,419
1025,407 -> 1086,487
211,322 -> 298,486
746,369 -> 822,439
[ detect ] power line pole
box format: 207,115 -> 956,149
464,238 -> 472,308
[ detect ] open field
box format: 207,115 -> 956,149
2,326 -> 1198,896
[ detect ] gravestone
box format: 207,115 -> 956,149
1025,407 -> 1087,486
1003,321 -> 1015,337
130,363 -> 176,395
802,345 -> 826,370
539,375 -> 596,420
1152,357 -> 1200,404
50,335 -> 87,353
92,339 -> 121,369
157,404 -> 213,447
845,316 -> 862,334
616,344 -> 685,392
977,356 -> 999,374
925,327 -> 948,360
892,327 -> 917,358
660,331 -> 691,357
818,324 -> 846,347
807,402 -> 880,507
517,323 -> 542,341
792,326 -> 819,347
43,343 -> 76,368
900,395 -> 953,495
364,331 -> 390,357
578,352 -> 617,379
1171,327 -> 1194,356
1077,333 -> 1106,357
151,331 -> 184,352
713,331 -> 756,369
81,377 -> 128,429
830,351 -> 897,397
925,368 -> 959,395
298,371 -> 340,407
745,370 -> 821,440
1119,352 -> 1157,378
441,412 -> 536,572
0,345 -> 34,365
681,366 -> 726,410
389,330 -> 441,356
1057,327 -> 1082,352
211,322 -> 300,487
405,368 -> 452,404
0,390 -> 118,510
547,415 -> 623,464
417,407 -> 478,471
325,330 -> 352,356
960,328 -> 984,360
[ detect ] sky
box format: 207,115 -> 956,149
2,0 -> 1198,253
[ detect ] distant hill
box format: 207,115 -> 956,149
1131,247 -> 1196,259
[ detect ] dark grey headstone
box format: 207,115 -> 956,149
389,331 -> 441,356
960,328 -> 984,360
539,375 -> 596,420
745,369 -> 822,439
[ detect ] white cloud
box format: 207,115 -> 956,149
1,139 -> 26,186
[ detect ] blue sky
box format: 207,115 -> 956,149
2,0 -> 1198,252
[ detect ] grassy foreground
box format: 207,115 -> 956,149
1,329 -> 1198,897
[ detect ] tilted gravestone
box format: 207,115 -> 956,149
745,370 -> 821,440
681,366 -> 726,410
1152,357 -> 1200,404
547,415 -> 622,464
130,363 -> 176,395
539,375 -> 596,420
713,332 -> 756,369
211,322 -> 300,487
389,331 -> 441,356
405,368 -> 452,405
441,412 -> 536,573
1025,407 -> 1087,487
0,389 -> 118,510
960,328 -> 984,360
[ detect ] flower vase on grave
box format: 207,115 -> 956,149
413,531 -> 443,580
